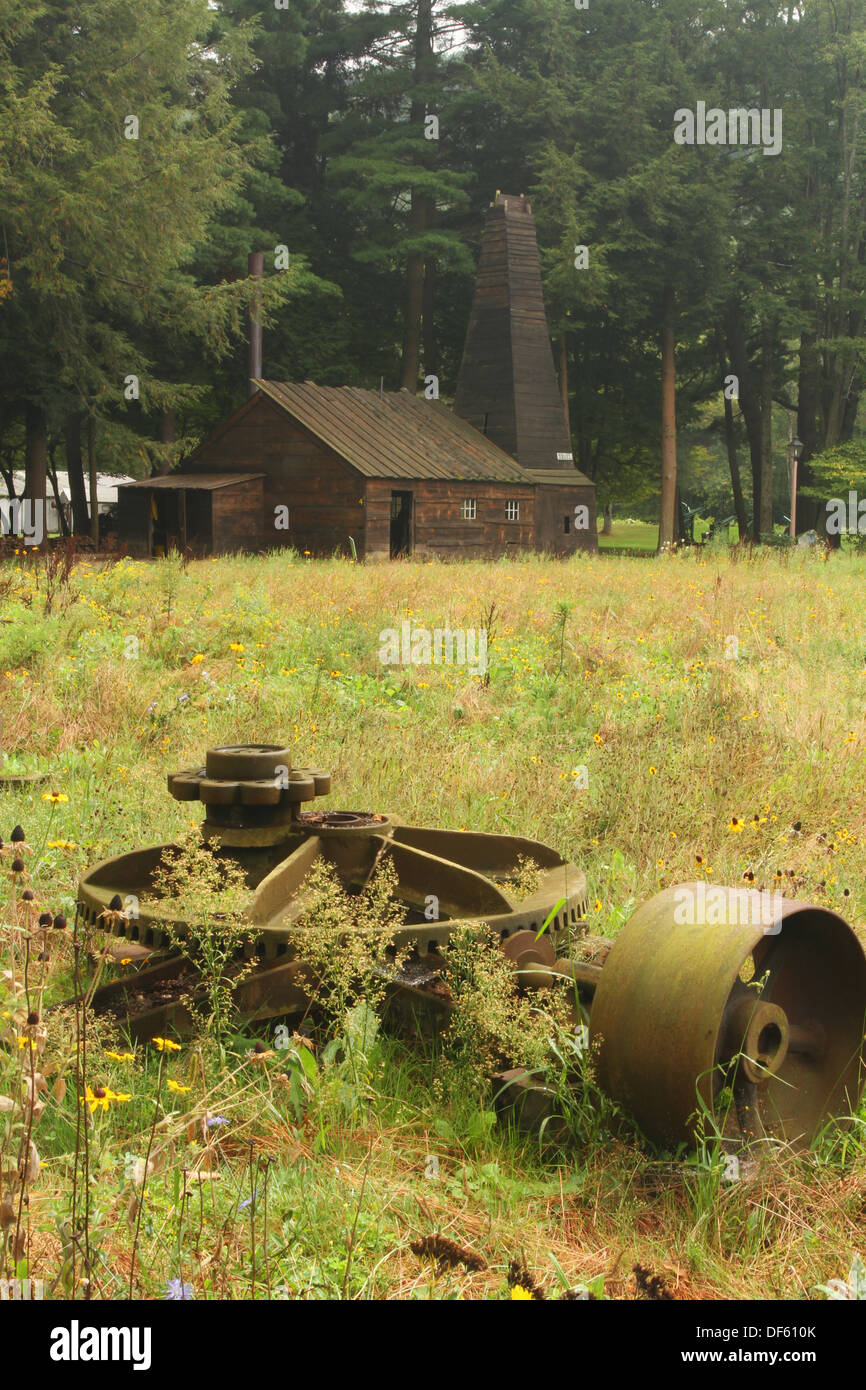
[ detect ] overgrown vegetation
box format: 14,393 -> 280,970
1,546 -> 865,1300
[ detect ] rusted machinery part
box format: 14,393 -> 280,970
66,946 -> 318,1042
589,884 -> 866,1150
79,838 -> 586,971
553,934 -> 614,996
78,827 -> 587,959
492,1068 -> 566,1137
500,927 -> 556,989
169,768 -> 331,810
76,741 -> 589,1035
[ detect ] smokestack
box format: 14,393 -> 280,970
247,252 -> 264,397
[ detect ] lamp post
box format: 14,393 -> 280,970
788,436 -> 803,539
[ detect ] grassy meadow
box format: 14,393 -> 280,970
1,542 -> 865,1301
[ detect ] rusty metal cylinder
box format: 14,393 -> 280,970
589,884 -> 866,1148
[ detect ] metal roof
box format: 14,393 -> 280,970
526,469 -> 595,487
118,473 -> 265,491
252,381 -> 536,483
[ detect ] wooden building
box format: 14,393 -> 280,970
117,383 -> 594,559
117,192 -> 597,560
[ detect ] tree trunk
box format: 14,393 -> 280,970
658,283 -> 678,551
400,0 -> 433,393
758,322 -> 774,537
24,402 -> 47,511
725,304 -> 763,538
422,223 -> 437,383
88,416 -> 99,545
157,409 -> 176,476
401,200 -> 425,393
47,443 -> 69,538
64,414 -> 91,534
717,336 -> 748,539
797,324 -> 835,537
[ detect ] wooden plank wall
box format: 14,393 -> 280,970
186,396 -> 365,556
117,490 -> 150,557
534,484 -> 598,555
454,197 -> 575,473
365,478 -> 534,560
505,208 -> 575,472
453,212 -> 517,458
211,478 -> 264,553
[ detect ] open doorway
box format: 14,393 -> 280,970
390,490 -> 413,557
152,490 -> 185,558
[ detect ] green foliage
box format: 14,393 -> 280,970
148,832 -> 253,1051
800,441 -> 866,496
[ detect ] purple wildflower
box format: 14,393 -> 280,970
164,1278 -> 194,1301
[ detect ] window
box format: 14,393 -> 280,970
506,500 -> 520,521
564,515 -> 571,534
461,498 -> 477,520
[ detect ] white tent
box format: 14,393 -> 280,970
0,471 -> 134,534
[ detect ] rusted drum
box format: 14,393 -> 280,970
589,883 -> 866,1149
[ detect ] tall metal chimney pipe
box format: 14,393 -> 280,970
247,252 -> 264,397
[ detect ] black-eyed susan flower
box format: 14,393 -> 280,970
728,817 -> 744,833
106,1051 -> 136,1063
80,1086 -> 130,1113
153,1037 -> 181,1052
41,792 -> 69,804
166,1079 -> 191,1094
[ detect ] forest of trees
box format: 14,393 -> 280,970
2,0 -> 866,544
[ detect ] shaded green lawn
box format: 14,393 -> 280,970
598,519 -> 741,552
597,521 -> 658,551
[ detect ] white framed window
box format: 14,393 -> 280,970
461,498 -> 477,520
506,500 -> 520,521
